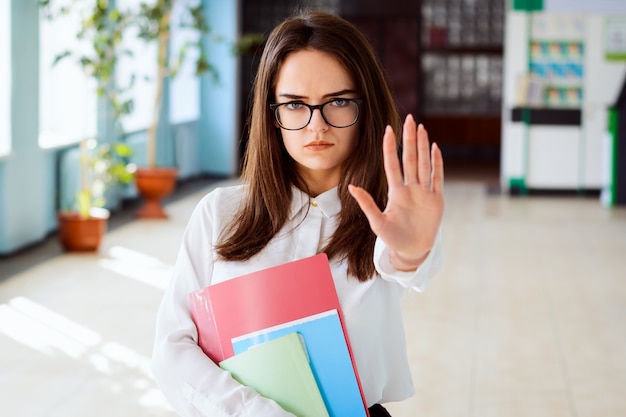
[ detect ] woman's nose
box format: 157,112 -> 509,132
307,108 -> 329,132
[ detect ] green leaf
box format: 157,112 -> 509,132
98,0 -> 109,11
109,9 -> 120,22
113,142 -> 133,158
52,51 -> 72,67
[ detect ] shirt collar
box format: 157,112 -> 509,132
289,185 -> 341,220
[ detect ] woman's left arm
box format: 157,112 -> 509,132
349,113 -> 444,272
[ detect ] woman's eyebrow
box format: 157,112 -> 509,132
276,93 -> 306,100
276,89 -> 358,101
322,89 -> 358,98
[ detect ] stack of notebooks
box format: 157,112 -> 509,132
190,254 -> 369,417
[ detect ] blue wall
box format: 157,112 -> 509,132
0,0 -> 240,255
0,0 -> 50,254
201,0 -> 241,174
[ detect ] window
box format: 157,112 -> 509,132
169,0 -> 202,124
39,0 -> 97,149
116,0 -> 157,133
0,0 -> 11,157
117,0 -> 203,131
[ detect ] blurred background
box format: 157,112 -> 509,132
1,1 -> 625,416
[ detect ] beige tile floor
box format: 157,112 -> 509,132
1,176 -> 625,417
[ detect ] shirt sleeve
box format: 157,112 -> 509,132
373,228 -> 443,292
150,192 -> 296,417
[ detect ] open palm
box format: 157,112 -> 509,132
349,114 -> 444,271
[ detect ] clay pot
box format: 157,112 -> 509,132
57,209 -> 109,252
134,167 -> 178,219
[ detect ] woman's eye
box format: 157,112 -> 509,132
331,99 -> 348,107
285,102 -> 304,110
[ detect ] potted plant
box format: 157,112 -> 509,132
57,138 -> 135,251
129,0 -> 214,218
39,1 -> 135,250
41,0 -> 215,218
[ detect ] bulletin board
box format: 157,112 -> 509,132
528,14 -> 585,108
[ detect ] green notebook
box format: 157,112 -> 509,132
219,332 -> 329,417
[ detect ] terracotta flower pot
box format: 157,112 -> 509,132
134,167 -> 179,219
57,210 -> 109,252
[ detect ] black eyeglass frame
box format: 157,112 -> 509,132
269,98 -> 363,131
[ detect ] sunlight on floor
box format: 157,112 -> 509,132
98,245 -> 174,290
0,295 -> 173,413
0,296 -> 102,358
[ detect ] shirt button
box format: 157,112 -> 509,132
311,200 -> 318,207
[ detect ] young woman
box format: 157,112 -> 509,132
152,11 -> 444,417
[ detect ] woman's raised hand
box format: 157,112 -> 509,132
349,114 -> 444,271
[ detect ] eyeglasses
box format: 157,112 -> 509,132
269,98 -> 363,130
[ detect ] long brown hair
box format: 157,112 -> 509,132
215,11 -> 401,281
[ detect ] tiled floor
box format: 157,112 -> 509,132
1,173 -> 625,417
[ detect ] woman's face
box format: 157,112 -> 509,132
274,49 -> 359,195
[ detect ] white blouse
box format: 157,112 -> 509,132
152,184 -> 443,417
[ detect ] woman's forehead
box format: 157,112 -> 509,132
275,49 -> 355,97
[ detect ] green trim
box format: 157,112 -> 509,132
605,54 -> 626,62
512,0 -> 543,11
519,128 -> 530,196
509,177 -> 528,193
608,109 -> 618,207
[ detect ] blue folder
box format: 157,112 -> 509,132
231,309 -> 367,417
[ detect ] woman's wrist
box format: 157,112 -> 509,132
389,250 -> 429,272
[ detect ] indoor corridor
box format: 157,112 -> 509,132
0,173 -> 625,417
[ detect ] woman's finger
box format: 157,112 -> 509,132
382,125 -> 404,189
417,124 -> 432,188
348,184 -> 384,234
402,114 -> 418,185
431,142 -> 445,194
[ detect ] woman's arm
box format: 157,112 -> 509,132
151,193 -> 295,417
349,114 -> 445,273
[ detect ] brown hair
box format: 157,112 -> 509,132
215,11 -> 401,281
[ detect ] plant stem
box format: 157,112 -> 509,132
80,138 -> 89,192
147,0 -> 173,168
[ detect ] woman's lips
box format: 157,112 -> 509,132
305,141 -> 333,151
